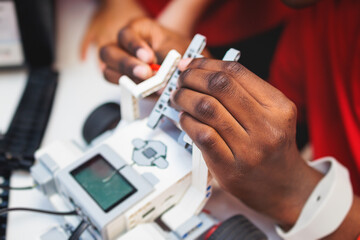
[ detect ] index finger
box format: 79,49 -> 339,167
181,58 -> 286,107
100,44 -> 153,81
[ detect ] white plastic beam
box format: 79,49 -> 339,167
119,50 -> 181,122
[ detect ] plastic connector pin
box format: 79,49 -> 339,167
149,63 -> 161,71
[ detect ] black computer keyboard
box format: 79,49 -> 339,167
0,67 -> 58,239
0,68 -> 58,170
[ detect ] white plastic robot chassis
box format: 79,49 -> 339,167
31,34 -> 240,240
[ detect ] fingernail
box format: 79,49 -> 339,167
99,62 -> 106,71
133,65 -> 152,79
136,48 -> 153,63
178,58 -> 193,70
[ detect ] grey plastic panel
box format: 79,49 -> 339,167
147,34 -> 206,129
55,144 -> 153,233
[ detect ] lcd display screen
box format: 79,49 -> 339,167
71,155 -> 137,212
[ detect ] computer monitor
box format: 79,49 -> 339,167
0,0 -> 55,69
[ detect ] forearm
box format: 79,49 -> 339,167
157,0 -> 213,37
101,0 -> 146,18
323,195 -> 360,239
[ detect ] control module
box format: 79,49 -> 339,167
31,34 -> 240,240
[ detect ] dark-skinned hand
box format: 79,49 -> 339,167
100,18 -> 360,238
100,17 -> 191,84
100,17 -> 322,230
80,0 -> 146,63
171,58 -> 323,229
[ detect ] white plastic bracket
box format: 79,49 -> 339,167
119,50 -> 181,122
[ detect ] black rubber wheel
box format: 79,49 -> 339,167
82,102 -> 121,144
208,215 -> 267,240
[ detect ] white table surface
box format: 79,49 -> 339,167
0,0 -> 281,239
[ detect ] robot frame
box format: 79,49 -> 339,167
30,34 -> 262,240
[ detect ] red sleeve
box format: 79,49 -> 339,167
136,0 -> 294,46
269,14 -> 307,123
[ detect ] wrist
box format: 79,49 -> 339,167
273,151 -> 324,229
276,157 -> 354,240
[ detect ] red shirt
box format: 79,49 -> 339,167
269,0 -> 360,194
136,0 -> 293,46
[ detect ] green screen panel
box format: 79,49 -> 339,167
71,155 -> 137,212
